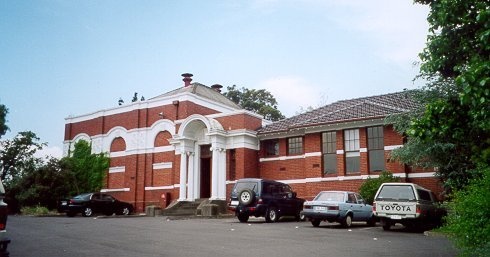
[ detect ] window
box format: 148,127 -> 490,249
264,140 -> 279,157
344,129 -> 360,173
367,126 -> 385,171
322,132 -> 337,174
288,137 -> 303,155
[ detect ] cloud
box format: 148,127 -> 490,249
35,145 -> 63,159
257,76 -> 325,117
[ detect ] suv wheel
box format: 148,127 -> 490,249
237,213 -> 249,223
265,207 -> 279,223
238,189 -> 255,206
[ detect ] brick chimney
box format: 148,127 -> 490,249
211,84 -> 223,93
182,73 -> 193,87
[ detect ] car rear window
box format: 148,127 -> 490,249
233,182 -> 259,195
73,193 -> 91,200
376,185 -> 416,201
314,192 -> 345,202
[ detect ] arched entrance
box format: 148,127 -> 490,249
173,115 -> 227,201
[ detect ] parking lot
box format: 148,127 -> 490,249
7,215 -> 457,257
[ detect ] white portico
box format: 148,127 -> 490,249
172,114 -> 227,201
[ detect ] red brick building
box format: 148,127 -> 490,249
64,74 -> 442,212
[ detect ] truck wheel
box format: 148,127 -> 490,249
341,214 -> 353,228
237,213 -> 249,223
265,207 -> 279,223
381,219 -> 392,231
311,219 -> 321,227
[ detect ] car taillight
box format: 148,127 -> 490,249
329,206 -> 339,210
303,205 -> 312,209
372,203 -> 376,212
416,205 -> 421,214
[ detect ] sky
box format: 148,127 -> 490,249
0,0 -> 430,159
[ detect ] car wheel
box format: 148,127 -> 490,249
311,219 -> 321,227
238,189 -> 255,206
295,212 -> 306,222
82,207 -> 93,217
237,213 -> 249,223
66,212 -> 76,217
341,214 -> 353,228
367,216 -> 377,227
265,207 -> 279,223
121,207 -> 131,216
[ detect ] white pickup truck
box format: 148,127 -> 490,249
373,182 -> 445,231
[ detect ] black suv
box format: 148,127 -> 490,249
228,178 -> 305,223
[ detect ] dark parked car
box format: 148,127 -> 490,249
58,193 -> 134,217
0,178 -> 10,256
228,178 -> 305,223
301,191 -> 376,228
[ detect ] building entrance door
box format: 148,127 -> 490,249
200,145 -> 212,198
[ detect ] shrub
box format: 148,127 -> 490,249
441,166 -> 490,257
21,205 -> 51,216
359,171 -> 400,204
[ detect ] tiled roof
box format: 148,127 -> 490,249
257,91 -> 419,134
150,82 -> 242,110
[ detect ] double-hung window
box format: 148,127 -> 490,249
367,126 -> 385,171
344,129 -> 360,173
264,140 -> 279,157
322,132 -> 337,174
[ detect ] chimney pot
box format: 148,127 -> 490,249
211,84 -> 223,93
181,73 -> 193,87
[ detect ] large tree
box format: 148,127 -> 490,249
0,131 -> 45,183
390,1 -> 490,255
391,0 -> 489,190
223,85 -> 285,121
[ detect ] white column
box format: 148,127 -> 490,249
217,149 -> 227,200
179,153 -> 187,201
187,152 -> 195,201
210,147 -> 219,200
193,144 -> 200,200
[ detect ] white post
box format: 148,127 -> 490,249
179,153 -> 187,201
217,149 -> 227,200
187,152 -> 195,201
211,147 -> 219,200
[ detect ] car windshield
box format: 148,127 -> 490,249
73,193 -> 92,200
233,182 -> 258,195
314,192 -> 344,202
376,185 -> 416,201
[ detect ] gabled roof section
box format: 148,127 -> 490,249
150,82 -> 242,110
257,91 -> 419,134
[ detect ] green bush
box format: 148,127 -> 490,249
21,205 -> 51,216
441,166 -> 490,257
359,171 -> 400,204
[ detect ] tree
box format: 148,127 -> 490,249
223,85 -> 285,121
0,103 -> 8,139
391,1 -> 490,255
390,0 -> 490,190
0,131 -> 45,183
61,140 -> 109,195
7,157 -> 71,211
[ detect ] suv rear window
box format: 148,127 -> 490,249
417,189 -> 432,201
233,182 -> 259,195
376,185 -> 416,201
